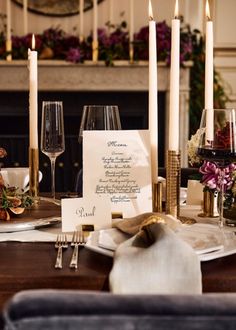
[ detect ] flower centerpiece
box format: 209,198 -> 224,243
0,147 -> 34,221
187,120 -> 236,218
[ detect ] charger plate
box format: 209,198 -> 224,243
0,199 -> 61,233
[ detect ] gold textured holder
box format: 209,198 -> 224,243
166,150 -> 181,218
92,40 -> 99,63
29,148 -> 39,198
152,182 -> 163,213
129,45 -> 134,64
198,190 -> 219,218
6,40 -> 12,61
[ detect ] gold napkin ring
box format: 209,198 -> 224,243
140,215 -> 166,232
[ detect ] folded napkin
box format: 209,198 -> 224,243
109,213 -> 202,294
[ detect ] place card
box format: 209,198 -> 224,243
83,130 -> 152,217
61,196 -> 111,232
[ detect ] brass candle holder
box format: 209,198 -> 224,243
29,148 -> 39,199
152,181 -> 163,213
166,150 -> 181,218
6,40 -> 12,61
92,40 -> 99,63
129,45 -> 134,64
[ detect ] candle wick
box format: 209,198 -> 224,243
149,16 -> 154,21
206,15 -> 212,22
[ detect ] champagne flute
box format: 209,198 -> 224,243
41,101 -> 65,200
76,105 -> 122,195
197,108 -> 236,229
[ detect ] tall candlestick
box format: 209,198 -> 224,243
79,0 -> 84,42
129,0 -> 134,62
28,35 -> 38,149
109,0 -> 114,25
6,0 -> 12,61
205,0 -> 214,143
23,0 -> 28,35
168,0 -> 180,151
149,0 -> 158,183
93,0 -> 98,42
92,0 -> 98,62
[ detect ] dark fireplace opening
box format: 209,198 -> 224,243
0,91 -> 165,192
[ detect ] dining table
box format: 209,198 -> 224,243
0,197 -> 235,313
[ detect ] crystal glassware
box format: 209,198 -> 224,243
41,101 -> 65,199
76,105 -> 122,195
197,108 -> 236,228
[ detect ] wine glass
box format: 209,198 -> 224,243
41,101 -> 65,200
76,105 -> 122,195
197,108 -> 236,228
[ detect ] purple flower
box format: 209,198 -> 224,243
66,48 -> 81,63
200,161 -> 236,192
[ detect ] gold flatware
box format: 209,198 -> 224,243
69,231 -> 85,269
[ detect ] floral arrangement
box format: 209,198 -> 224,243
0,147 -> 34,221
199,161 -> 236,192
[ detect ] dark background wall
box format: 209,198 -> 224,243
0,91 -> 165,192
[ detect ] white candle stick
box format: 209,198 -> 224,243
93,0 -> 98,42
23,0 -> 28,35
28,35 -> 38,149
6,0 -> 11,42
129,0 -> 134,61
109,0 -> 114,25
205,0 -> 214,143
168,0 -> 180,151
129,0 -> 134,43
79,0 -> 84,41
148,0 -> 158,183
6,0 -> 12,60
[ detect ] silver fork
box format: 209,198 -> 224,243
69,231 -> 85,269
55,234 -> 68,269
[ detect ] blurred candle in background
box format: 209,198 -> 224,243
148,0 -> 158,183
168,0 -> 180,151
28,35 -> 38,150
6,0 -> 12,61
92,0 -> 98,62
79,0 -> 84,42
205,0 -> 214,143
129,0 -> 134,61
109,0 -> 114,26
23,0 -> 28,35
93,0 -> 98,42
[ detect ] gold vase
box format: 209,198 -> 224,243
199,190 -> 219,218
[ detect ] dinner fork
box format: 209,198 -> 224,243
55,234 -> 68,269
69,231 -> 85,269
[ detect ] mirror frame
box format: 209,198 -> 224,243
12,0 -> 105,17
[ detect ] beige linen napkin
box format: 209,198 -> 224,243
109,214 -> 202,294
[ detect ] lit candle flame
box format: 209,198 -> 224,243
32,34 -> 35,50
206,0 -> 211,20
149,0 -> 154,21
174,0 -> 179,19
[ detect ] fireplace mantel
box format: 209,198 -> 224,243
0,60 -> 191,166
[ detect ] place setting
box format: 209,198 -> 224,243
0,0 -> 235,300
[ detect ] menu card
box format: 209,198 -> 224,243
83,130 -> 152,217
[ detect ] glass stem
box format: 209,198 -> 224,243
50,157 -> 56,200
218,167 -> 225,228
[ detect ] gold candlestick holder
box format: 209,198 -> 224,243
166,150 -> 181,218
6,39 -> 12,62
152,181 -> 163,213
92,40 -> 99,63
29,148 -> 39,199
129,45 -> 134,64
